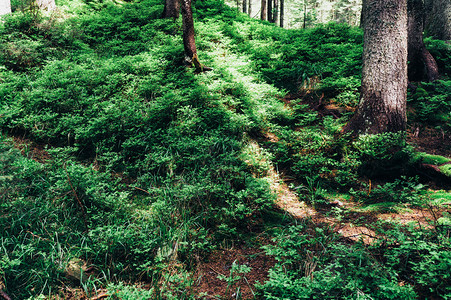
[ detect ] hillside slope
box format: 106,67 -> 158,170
0,0 -> 450,298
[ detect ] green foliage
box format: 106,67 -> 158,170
106,282 -> 154,299
424,38 -> 451,76
259,222 -> 417,299
0,0 -> 449,298
351,132 -> 413,178
370,224 -> 451,299
243,23 -> 363,93
350,177 -> 426,205
217,260 -> 252,298
408,80 -> 451,125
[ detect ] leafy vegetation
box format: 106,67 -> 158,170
0,0 -> 450,299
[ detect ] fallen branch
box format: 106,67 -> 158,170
132,186 -> 150,194
0,290 -> 11,300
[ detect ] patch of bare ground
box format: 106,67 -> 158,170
407,124 -> 451,157
192,245 -> 276,299
10,135 -> 51,163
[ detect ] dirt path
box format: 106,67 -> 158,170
258,137 -> 446,245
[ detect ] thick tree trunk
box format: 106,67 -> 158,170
425,0 -> 451,40
343,0 -> 408,135
0,0 -> 11,15
280,0 -> 284,27
243,0 -> 247,13
162,0 -> 180,19
273,0 -> 278,24
261,0 -> 267,20
408,0 -> 439,81
267,0 -> 272,22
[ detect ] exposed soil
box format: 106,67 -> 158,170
192,245 -> 276,299
10,135 -> 51,163
407,124 -> 451,158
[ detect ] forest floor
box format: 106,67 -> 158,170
190,127 -> 450,299
7,89 -> 451,300
189,115 -> 450,298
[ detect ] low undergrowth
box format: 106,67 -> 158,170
0,0 -> 450,299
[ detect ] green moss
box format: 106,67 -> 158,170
413,152 -> 450,165
427,190 -> 451,205
439,164 -> 451,177
357,202 -> 402,213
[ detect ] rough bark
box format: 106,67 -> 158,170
162,0 -> 180,19
408,0 -> 439,81
36,0 -> 55,11
0,0 -> 11,15
280,0 -> 284,27
267,0 -> 273,22
343,0 -> 408,135
425,0 -> 451,40
181,0 -> 197,63
261,0 -> 267,20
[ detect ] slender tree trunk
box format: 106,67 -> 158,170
162,0 -> 180,19
267,0 -> 273,22
0,0 -> 11,15
248,0 -> 252,16
343,0 -> 408,135
425,0 -> 451,40
408,0 -> 439,81
181,0 -> 198,64
360,0 -> 366,28
261,0 -> 267,20
273,0 -> 278,24
243,0 -> 247,13
303,0 -> 307,29
280,0 -> 284,27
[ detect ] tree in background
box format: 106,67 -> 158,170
407,0 -> 439,81
261,0 -> 266,20
333,0 -> 361,26
425,0 -> 451,41
36,0 -> 55,11
267,0 -> 272,21
243,0 -> 247,13
0,0 -> 11,15
273,0 -> 278,23
303,0 -> 307,28
343,0 -> 408,134
280,0 -> 284,27
162,0 -> 180,19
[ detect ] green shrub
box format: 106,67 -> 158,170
371,224 -> 451,299
259,222 -> 417,299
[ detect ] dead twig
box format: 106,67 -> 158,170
208,266 -> 226,277
132,186 -> 150,194
26,230 -> 50,242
